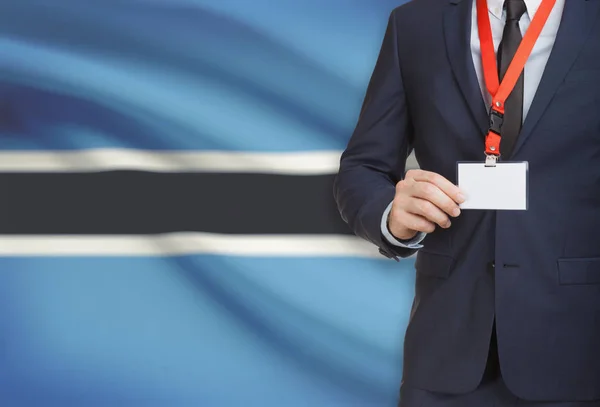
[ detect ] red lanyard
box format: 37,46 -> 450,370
477,0 -> 556,157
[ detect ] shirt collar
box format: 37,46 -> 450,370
487,0 -> 543,20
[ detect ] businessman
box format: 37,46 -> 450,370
334,0 -> 600,405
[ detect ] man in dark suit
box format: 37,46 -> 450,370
334,0 -> 600,405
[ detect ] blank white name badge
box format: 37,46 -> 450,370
457,161 -> 528,210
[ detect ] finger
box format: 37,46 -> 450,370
411,181 -> 461,218
408,170 -> 465,204
392,210 -> 436,234
405,197 -> 452,228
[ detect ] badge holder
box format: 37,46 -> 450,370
457,160 -> 529,210
457,108 -> 529,211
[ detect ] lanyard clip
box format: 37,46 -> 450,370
485,107 -> 503,159
485,154 -> 498,167
488,108 -> 504,135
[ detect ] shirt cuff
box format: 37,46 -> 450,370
380,201 -> 426,248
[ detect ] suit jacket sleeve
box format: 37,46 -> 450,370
333,9 -> 416,260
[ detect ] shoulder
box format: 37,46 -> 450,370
388,0 -> 448,43
391,0 -> 447,23
392,0 -> 447,15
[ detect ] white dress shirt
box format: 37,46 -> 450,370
381,0 -> 565,248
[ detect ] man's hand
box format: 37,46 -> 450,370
388,169 -> 466,241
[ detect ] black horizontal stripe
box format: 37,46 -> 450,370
0,172 -> 352,235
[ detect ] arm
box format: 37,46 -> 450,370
333,9 -> 416,260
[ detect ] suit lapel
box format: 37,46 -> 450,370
444,0 -> 489,136
512,0 -> 600,157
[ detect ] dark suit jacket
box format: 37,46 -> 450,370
334,0 -> 600,401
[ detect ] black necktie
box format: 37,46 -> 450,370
497,0 -> 527,159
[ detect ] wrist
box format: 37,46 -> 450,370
387,211 -> 418,241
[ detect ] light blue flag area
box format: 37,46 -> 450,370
0,257 -> 414,406
0,0 -> 400,151
0,0 -> 416,406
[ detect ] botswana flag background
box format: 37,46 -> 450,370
0,0 -> 418,406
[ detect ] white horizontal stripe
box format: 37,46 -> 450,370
0,150 -> 342,175
0,150 -> 419,174
0,233 -> 389,258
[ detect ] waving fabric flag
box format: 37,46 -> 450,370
0,1 -> 416,406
